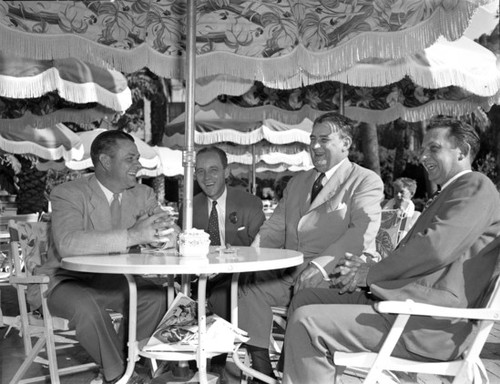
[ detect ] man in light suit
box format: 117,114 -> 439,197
282,117 -> 500,384
238,112 -> 384,379
44,130 -> 177,384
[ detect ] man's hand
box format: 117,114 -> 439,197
294,264 -> 327,294
331,253 -> 370,294
127,212 -> 175,247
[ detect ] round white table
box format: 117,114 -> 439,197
62,246 -> 303,384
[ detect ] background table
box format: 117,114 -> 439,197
62,246 -> 303,384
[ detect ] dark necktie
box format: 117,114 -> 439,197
423,187 -> 441,211
311,172 -> 325,203
110,193 -> 121,229
208,200 -> 221,246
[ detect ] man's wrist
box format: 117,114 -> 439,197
126,228 -> 139,247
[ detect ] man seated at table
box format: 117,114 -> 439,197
178,146 -> 265,382
41,130 -> 178,384
237,112 -> 384,380
281,116 -> 500,384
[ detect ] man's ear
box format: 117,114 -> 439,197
99,153 -> 111,170
343,136 -> 352,151
459,143 -> 471,161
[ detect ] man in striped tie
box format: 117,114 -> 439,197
45,130 -> 177,384
237,112 -> 384,380
282,117 -> 500,384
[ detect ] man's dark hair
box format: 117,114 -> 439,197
196,146 -> 228,169
90,130 -> 135,166
427,116 -> 480,161
313,112 -> 354,140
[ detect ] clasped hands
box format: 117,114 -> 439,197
331,253 -> 371,294
294,253 -> 373,294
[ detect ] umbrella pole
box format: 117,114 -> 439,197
339,83 -> 345,116
251,144 -> 256,195
176,0 -> 197,381
183,0 -> 196,231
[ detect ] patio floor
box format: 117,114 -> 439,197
1,284 -> 500,384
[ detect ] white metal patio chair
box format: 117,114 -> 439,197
334,273 -> 500,384
7,219 -> 121,384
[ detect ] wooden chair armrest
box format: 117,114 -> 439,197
9,275 -> 50,284
375,300 -> 500,321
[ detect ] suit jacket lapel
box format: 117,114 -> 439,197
299,171 -> 317,216
88,176 -> 113,230
308,160 -> 352,212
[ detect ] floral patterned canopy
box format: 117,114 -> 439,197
0,0 -> 494,102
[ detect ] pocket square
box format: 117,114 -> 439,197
237,226 -> 246,231
335,202 -> 347,211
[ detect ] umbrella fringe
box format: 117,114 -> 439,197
0,137 -> 84,162
0,108 -> 115,130
0,0 -> 489,83
195,1 -> 487,86
0,67 -> 131,112
202,94 -> 498,126
344,99 -> 490,125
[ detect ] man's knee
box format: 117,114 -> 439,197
288,289 -> 312,314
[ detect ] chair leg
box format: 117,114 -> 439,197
40,284 -> 61,384
16,285 -> 32,355
9,336 -> 48,384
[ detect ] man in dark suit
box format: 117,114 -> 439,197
282,117 -> 500,384
185,146 -> 265,249
178,146 -> 265,382
46,130 -> 177,384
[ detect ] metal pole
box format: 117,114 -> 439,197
251,144 -> 257,195
339,83 -> 345,115
179,1 -> 196,378
182,0 -> 196,231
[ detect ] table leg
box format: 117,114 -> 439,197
197,274 -> 208,384
115,274 -> 139,384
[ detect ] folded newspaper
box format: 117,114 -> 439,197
143,292 -> 249,353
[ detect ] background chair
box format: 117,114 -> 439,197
7,219 -> 121,384
333,273 -> 500,384
376,209 -> 410,258
0,213 -> 39,328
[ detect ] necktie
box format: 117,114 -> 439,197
311,172 -> 325,203
423,187 -> 441,211
110,193 -> 121,229
208,200 -> 221,246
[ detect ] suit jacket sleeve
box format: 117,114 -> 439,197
50,181 -> 157,257
321,170 -> 383,261
367,173 -> 499,285
245,198 -> 266,244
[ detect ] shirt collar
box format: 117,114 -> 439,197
440,170 -> 472,191
96,179 -> 121,205
208,186 -> 227,208
321,158 -> 346,182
